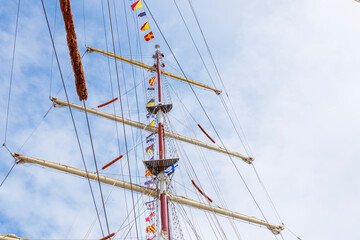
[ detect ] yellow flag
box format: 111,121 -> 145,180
141,22 -> 150,31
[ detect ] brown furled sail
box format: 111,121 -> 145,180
59,0 -> 88,101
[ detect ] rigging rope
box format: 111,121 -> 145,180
49,0 -> 58,98
4,0 -> 21,145
40,0 -> 105,236
106,0 -> 140,237
82,101 -> 112,236
186,1 -> 286,232
0,156 -> 15,190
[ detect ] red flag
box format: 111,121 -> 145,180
144,31 -> 154,41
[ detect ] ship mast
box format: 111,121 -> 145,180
155,45 -> 170,239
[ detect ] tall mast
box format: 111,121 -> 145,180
155,45 -> 170,240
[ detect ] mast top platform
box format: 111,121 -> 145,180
143,158 -> 179,176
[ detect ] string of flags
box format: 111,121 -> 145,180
131,0 -> 155,42
145,200 -> 156,237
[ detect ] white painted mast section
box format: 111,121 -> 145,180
13,154 -> 283,233
51,98 -> 253,163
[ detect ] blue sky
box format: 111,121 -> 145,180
1,0 -> 360,239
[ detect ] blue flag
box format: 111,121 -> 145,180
165,164 -> 178,174
146,112 -> 155,118
146,133 -> 155,141
146,133 -> 155,143
144,180 -> 154,187
138,11 -> 146,18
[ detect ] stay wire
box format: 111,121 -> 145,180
40,0 -> 105,236
252,163 -> 284,225
188,1 -> 284,234
120,1 -> 146,235
188,1 -> 283,225
17,103 -> 53,152
82,101 -> 112,236
187,0 -> 252,158
143,0 -> 274,232
171,0 -> 218,90
0,144 -> 16,190
107,0 -> 140,238
49,0 -> 57,98
4,0 -> 21,144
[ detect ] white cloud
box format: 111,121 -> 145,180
1,0 -> 360,239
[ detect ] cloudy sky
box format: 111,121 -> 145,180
1,0 -> 360,239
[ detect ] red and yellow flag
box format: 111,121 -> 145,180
141,22 -> 150,31
149,76 -> 156,86
144,31 -> 154,41
131,0 -> 143,11
145,170 -> 153,177
146,224 -> 156,233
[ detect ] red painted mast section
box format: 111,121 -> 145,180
155,47 -> 170,239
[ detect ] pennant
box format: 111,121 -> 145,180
144,180 -> 154,187
146,144 -> 154,153
141,22 -> 150,31
145,216 -> 150,222
149,120 -> 155,126
147,235 -> 156,240
165,164 -> 178,174
145,200 -> 155,210
145,170 -> 153,177
149,156 -> 154,161
131,0 -> 143,11
149,211 -> 155,217
144,31 -> 154,41
138,11 -> 146,18
146,224 -> 156,233
149,76 -> 156,86
146,97 -> 155,106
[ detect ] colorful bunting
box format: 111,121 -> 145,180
149,76 -> 156,86
131,0 -> 143,11
144,31 -> 154,41
141,22 -> 150,31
